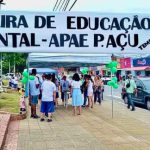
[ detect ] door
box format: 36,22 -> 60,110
133,80 -> 144,103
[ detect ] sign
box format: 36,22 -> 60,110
120,58 -> 131,68
133,57 -> 150,67
0,11 -> 150,53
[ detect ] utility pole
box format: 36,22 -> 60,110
0,53 -> 2,77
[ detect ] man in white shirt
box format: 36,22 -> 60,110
40,74 -> 56,122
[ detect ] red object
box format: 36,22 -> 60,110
124,66 -> 150,71
120,58 -> 131,69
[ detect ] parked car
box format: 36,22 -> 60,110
102,75 -> 114,85
121,77 -> 150,110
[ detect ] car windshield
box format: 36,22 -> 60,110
142,80 -> 150,90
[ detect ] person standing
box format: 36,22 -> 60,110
125,74 -> 137,111
60,76 -> 69,107
29,69 -> 40,118
86,75 -> 94,108
40,74 -> 56,122
52,74 -> 59,107
81,75 -> 88,107
71,73 -> 83,115
94,76 -> 103,104
13,75 -> 18,89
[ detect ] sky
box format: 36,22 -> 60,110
1,0 -> 150,13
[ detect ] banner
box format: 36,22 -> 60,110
120,58 -> 131,68
0,11 -> 150,53
133,57 -> 150,67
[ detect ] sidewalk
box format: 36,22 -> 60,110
17,99 -> 150,150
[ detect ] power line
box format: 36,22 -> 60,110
53,0 -> 59,11
62,0 -> 68,11
69,0 -> 77,11
64,0 -> 70,11
59,0 -> 66,11
55,0 -> 63,11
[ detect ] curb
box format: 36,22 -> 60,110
0,111 -> 27,150
0,114 -> 11,150
0,111 -> 27,121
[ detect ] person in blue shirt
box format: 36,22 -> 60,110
29,69 -> 40,118
60,76 -> 70,107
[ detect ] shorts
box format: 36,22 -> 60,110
31,95 -> 38,105
40,101 -> 55,113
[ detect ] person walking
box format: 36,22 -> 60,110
71,73 -> 83,115
40,74 -> 56,122
125,74 -> 137,111
29,69 -> 40,118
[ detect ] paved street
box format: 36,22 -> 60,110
17,89 -> 150,150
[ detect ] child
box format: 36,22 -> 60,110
40,74 -> 56,122
18,88 -> 26,114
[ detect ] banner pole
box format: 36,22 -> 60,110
0,53 -> 2,77
111,72 -> 114,118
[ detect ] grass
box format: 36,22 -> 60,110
0,90 -> 20,113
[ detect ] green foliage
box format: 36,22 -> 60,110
2,53 -> 28,74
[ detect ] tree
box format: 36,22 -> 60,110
2,53 -> 28,74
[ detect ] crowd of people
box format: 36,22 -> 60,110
28,69 -> 104,122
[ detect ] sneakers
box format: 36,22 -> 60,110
33,115 -> 40,119
131,108 -> 135,111
40,118 -> 45,122
47,119 -> 52,122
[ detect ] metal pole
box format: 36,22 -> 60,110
0,53 -> 2,77
26,53 -> 30,97
111,72 -> 114,118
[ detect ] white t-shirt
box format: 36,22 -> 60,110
71,81 -> 81,89
13,77 -> 18,84
88,81 -> 93,93
41,80 -> 56,102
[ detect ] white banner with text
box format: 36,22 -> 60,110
0,11 -> 150,53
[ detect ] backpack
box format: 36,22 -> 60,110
126,80 -> 130,88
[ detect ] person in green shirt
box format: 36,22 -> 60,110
125,74 -> 137,111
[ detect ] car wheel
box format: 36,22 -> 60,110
146,100 -> 150,110
124,96 -> 128,104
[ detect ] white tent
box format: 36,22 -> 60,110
28,53 -> 112,68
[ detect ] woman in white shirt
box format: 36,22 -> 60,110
86,75 -> 94,108
71,73 -> 83,116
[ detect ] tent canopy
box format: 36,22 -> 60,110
24,68 -> 57,74
28,53 -> 112,68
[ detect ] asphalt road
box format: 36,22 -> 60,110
103,85 -> 146,110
